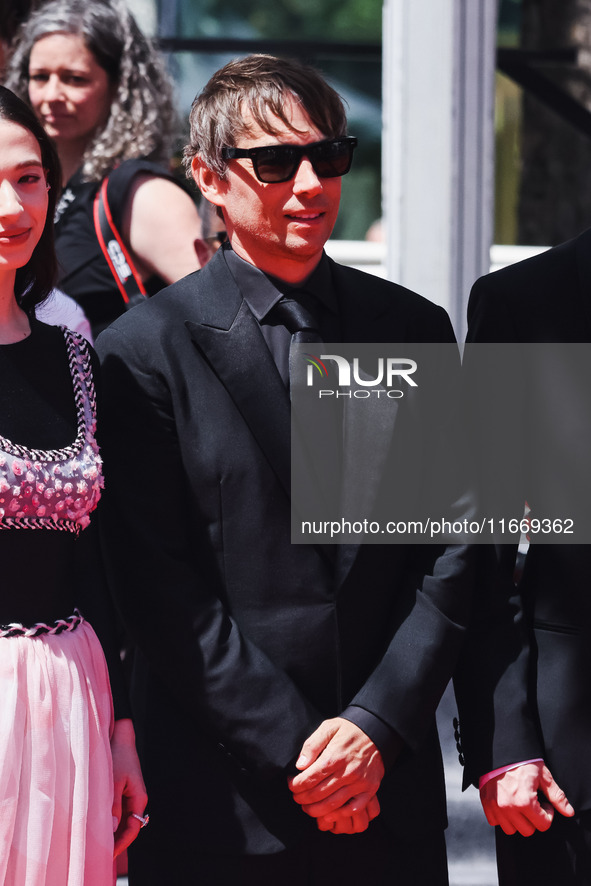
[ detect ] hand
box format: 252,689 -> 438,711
288,718 -> 385,833
480,761 -> 575,836
315,793 -> 381,835
111,719 -> 148,858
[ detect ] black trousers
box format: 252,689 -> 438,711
129,820 -> 449,886
496,810 -> 591,886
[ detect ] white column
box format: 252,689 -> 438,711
383,0 -> 498,339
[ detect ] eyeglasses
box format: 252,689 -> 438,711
221,137 -> 357,183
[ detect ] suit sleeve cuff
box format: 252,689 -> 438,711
479,758 -> 544,790
341,705 -> 404,769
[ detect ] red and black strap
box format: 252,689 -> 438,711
93,176 -> 147,308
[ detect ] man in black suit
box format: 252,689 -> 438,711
97,54 -> 473,885
455,231 -> 591,885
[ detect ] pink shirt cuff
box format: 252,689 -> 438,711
479,758 -> 544,790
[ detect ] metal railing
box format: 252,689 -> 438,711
325,240 -> 549,277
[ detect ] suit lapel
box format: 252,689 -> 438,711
328,260 -> 406,584
330,259 -> 411,343
340,380 -> 400,518
185,254 -> 292,499
335,386 -> 401,585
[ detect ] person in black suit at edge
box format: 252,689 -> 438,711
453,231 -> 591,885
97,54 -> 475,885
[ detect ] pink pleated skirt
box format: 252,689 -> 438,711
0,621 -> 115,886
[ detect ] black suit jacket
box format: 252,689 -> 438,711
456,227 -> 591,812
97,248 -> 474,857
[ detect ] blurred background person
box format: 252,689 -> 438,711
5,0 -> 207,337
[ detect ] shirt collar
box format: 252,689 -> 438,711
221,243 -> 337,322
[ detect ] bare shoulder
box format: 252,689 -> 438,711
126,173 -> 198,214
122,173 -> 204,282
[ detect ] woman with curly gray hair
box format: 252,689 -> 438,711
6,0 -> 205,336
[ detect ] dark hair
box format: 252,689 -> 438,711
0,86 -> 60,311
183,54 -> 348,178
5,0 -> 177,182
0,1 -> 40,47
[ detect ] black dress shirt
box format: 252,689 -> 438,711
223,244 -> 341,386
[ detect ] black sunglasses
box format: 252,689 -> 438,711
221,137 -> 358,183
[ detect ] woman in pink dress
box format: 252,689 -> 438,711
0,84 -> 147,885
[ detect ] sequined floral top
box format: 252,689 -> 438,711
0,327 -> 103,534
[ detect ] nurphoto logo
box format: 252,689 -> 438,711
304,353 -> 418,399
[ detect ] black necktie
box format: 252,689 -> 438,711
272,296 -> 321,338
271,295 -> 323,393
273,296 -> 342,532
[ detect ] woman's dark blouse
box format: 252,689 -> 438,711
0,319 -> 128,715
54,159 -> 179,337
